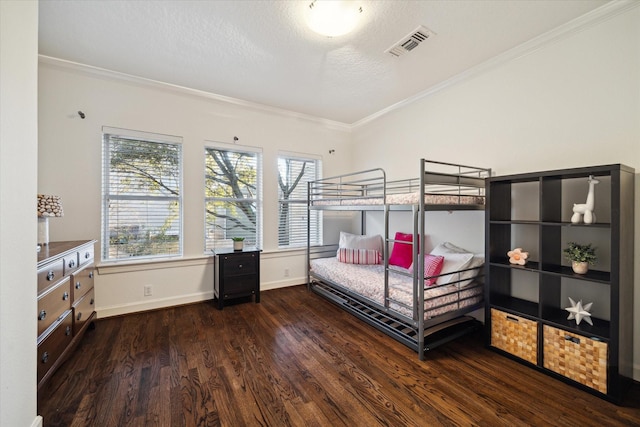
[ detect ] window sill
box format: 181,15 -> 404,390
97,254 -> 213,275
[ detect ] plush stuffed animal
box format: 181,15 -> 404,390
571,175 -> 599,224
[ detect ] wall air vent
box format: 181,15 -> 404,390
385,26 -> 434,57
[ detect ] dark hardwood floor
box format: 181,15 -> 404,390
39,285 -> 640,426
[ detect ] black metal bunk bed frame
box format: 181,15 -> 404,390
306,159 -> 492,360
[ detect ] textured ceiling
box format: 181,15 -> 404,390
38,0 -> 610,124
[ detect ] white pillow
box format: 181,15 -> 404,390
435,252 -> 474,285
338,231 -> 383,252
431,242 -> 483,286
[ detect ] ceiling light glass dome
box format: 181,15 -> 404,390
306,1 -> 363,37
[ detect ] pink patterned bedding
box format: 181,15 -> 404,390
310,257 -> 483,321
311,192 -> 484,206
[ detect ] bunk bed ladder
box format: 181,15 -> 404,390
417,159 -> 426,360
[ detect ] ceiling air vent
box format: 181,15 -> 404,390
385,26 -> 434,57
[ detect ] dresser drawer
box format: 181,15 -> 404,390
73,287 -> 95,335
221,253 -> 257,276
37,310 -> 73,384
543,325 -> 608,393
71,264 -> 95,302
64,252 -> 80,276
491,308 -> 538,364
37,259 -> 65,294
79,244 -> 94,266
37,277 -> 72,337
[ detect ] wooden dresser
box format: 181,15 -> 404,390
37,240 -> 97,392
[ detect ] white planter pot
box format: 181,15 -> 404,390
572,261 -> 589,274
233,241 -> 244,251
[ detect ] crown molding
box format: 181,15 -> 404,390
352,0 -> 639,129
38,55 -> 352,132
39,1 -> 638,131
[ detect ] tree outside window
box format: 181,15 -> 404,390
102,131 -> 182,261
205,146 -> 261,251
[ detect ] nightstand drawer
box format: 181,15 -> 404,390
71,264 -> 95,302
543,325 -> 608,393
37,259 -> 65,294
37,277 -> 72,337
222,275 -> 257,299
37,310 -> 73,384
491,308 -> 538,364
221,253 -> 257,276
73,287 -> 95,335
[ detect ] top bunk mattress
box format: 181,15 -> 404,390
311,192 -> 485,207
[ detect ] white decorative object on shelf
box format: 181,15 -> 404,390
565,297 -> 593,326
507,248 -> 528,265
571,175 -> 599,224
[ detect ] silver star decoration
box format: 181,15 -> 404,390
565,297 -> 593,326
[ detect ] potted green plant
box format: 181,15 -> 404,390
563,242 -> 596,274
232,237 -> 245,251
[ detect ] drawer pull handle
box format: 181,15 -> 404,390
76,282 -> 82,290
506,315 -> 519,323
77,312 -> 83,321
89,271 -> 94,279
239,264 -> 243,268
41,352 -> 49,364
68,259 -> 76,268
65,326 -> 72,336
47,271 -> 55,281
564,335 -> 581,345
38,310 -> 47,321
85,252 -> 91,259
90,298 -> 95,305
62,292 -> 69,301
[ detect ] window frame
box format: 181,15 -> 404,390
101,127 -> 183,262
204,142 -> 263,253
277,152 -> 322,249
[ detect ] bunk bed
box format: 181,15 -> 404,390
307,159 -> 491,360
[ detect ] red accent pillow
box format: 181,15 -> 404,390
389,232 -> 414,269
408,254 -> 445,286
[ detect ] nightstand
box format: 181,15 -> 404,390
214,249 -> 260,310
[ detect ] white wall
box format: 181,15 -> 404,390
0,2 -> 41,427
38,60 -> 352,317
351,6 -> 640,380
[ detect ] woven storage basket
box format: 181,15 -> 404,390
491,308 -> 538,364
543,325 -> 607,393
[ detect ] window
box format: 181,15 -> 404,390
278,154 -> 322,248
205,144 -> 262,252
102,128 -> 182,261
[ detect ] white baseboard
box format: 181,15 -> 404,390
261,277 -> 306,291
32,416 -> 43,427
98,291 -> 214,318
96,280 -> 307,318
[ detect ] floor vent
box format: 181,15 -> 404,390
386,26 -> 434,57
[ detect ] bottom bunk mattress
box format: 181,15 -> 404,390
310,257 -> 483,321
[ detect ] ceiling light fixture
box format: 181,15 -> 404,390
306,0 -> 363,38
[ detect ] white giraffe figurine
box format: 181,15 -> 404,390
571,175 -> 599,224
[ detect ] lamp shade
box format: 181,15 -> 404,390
37,194 -> 64,217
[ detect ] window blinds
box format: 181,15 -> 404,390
277,155 -> 322,248
205,145 -> 262,252
102,130 -> 182,261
